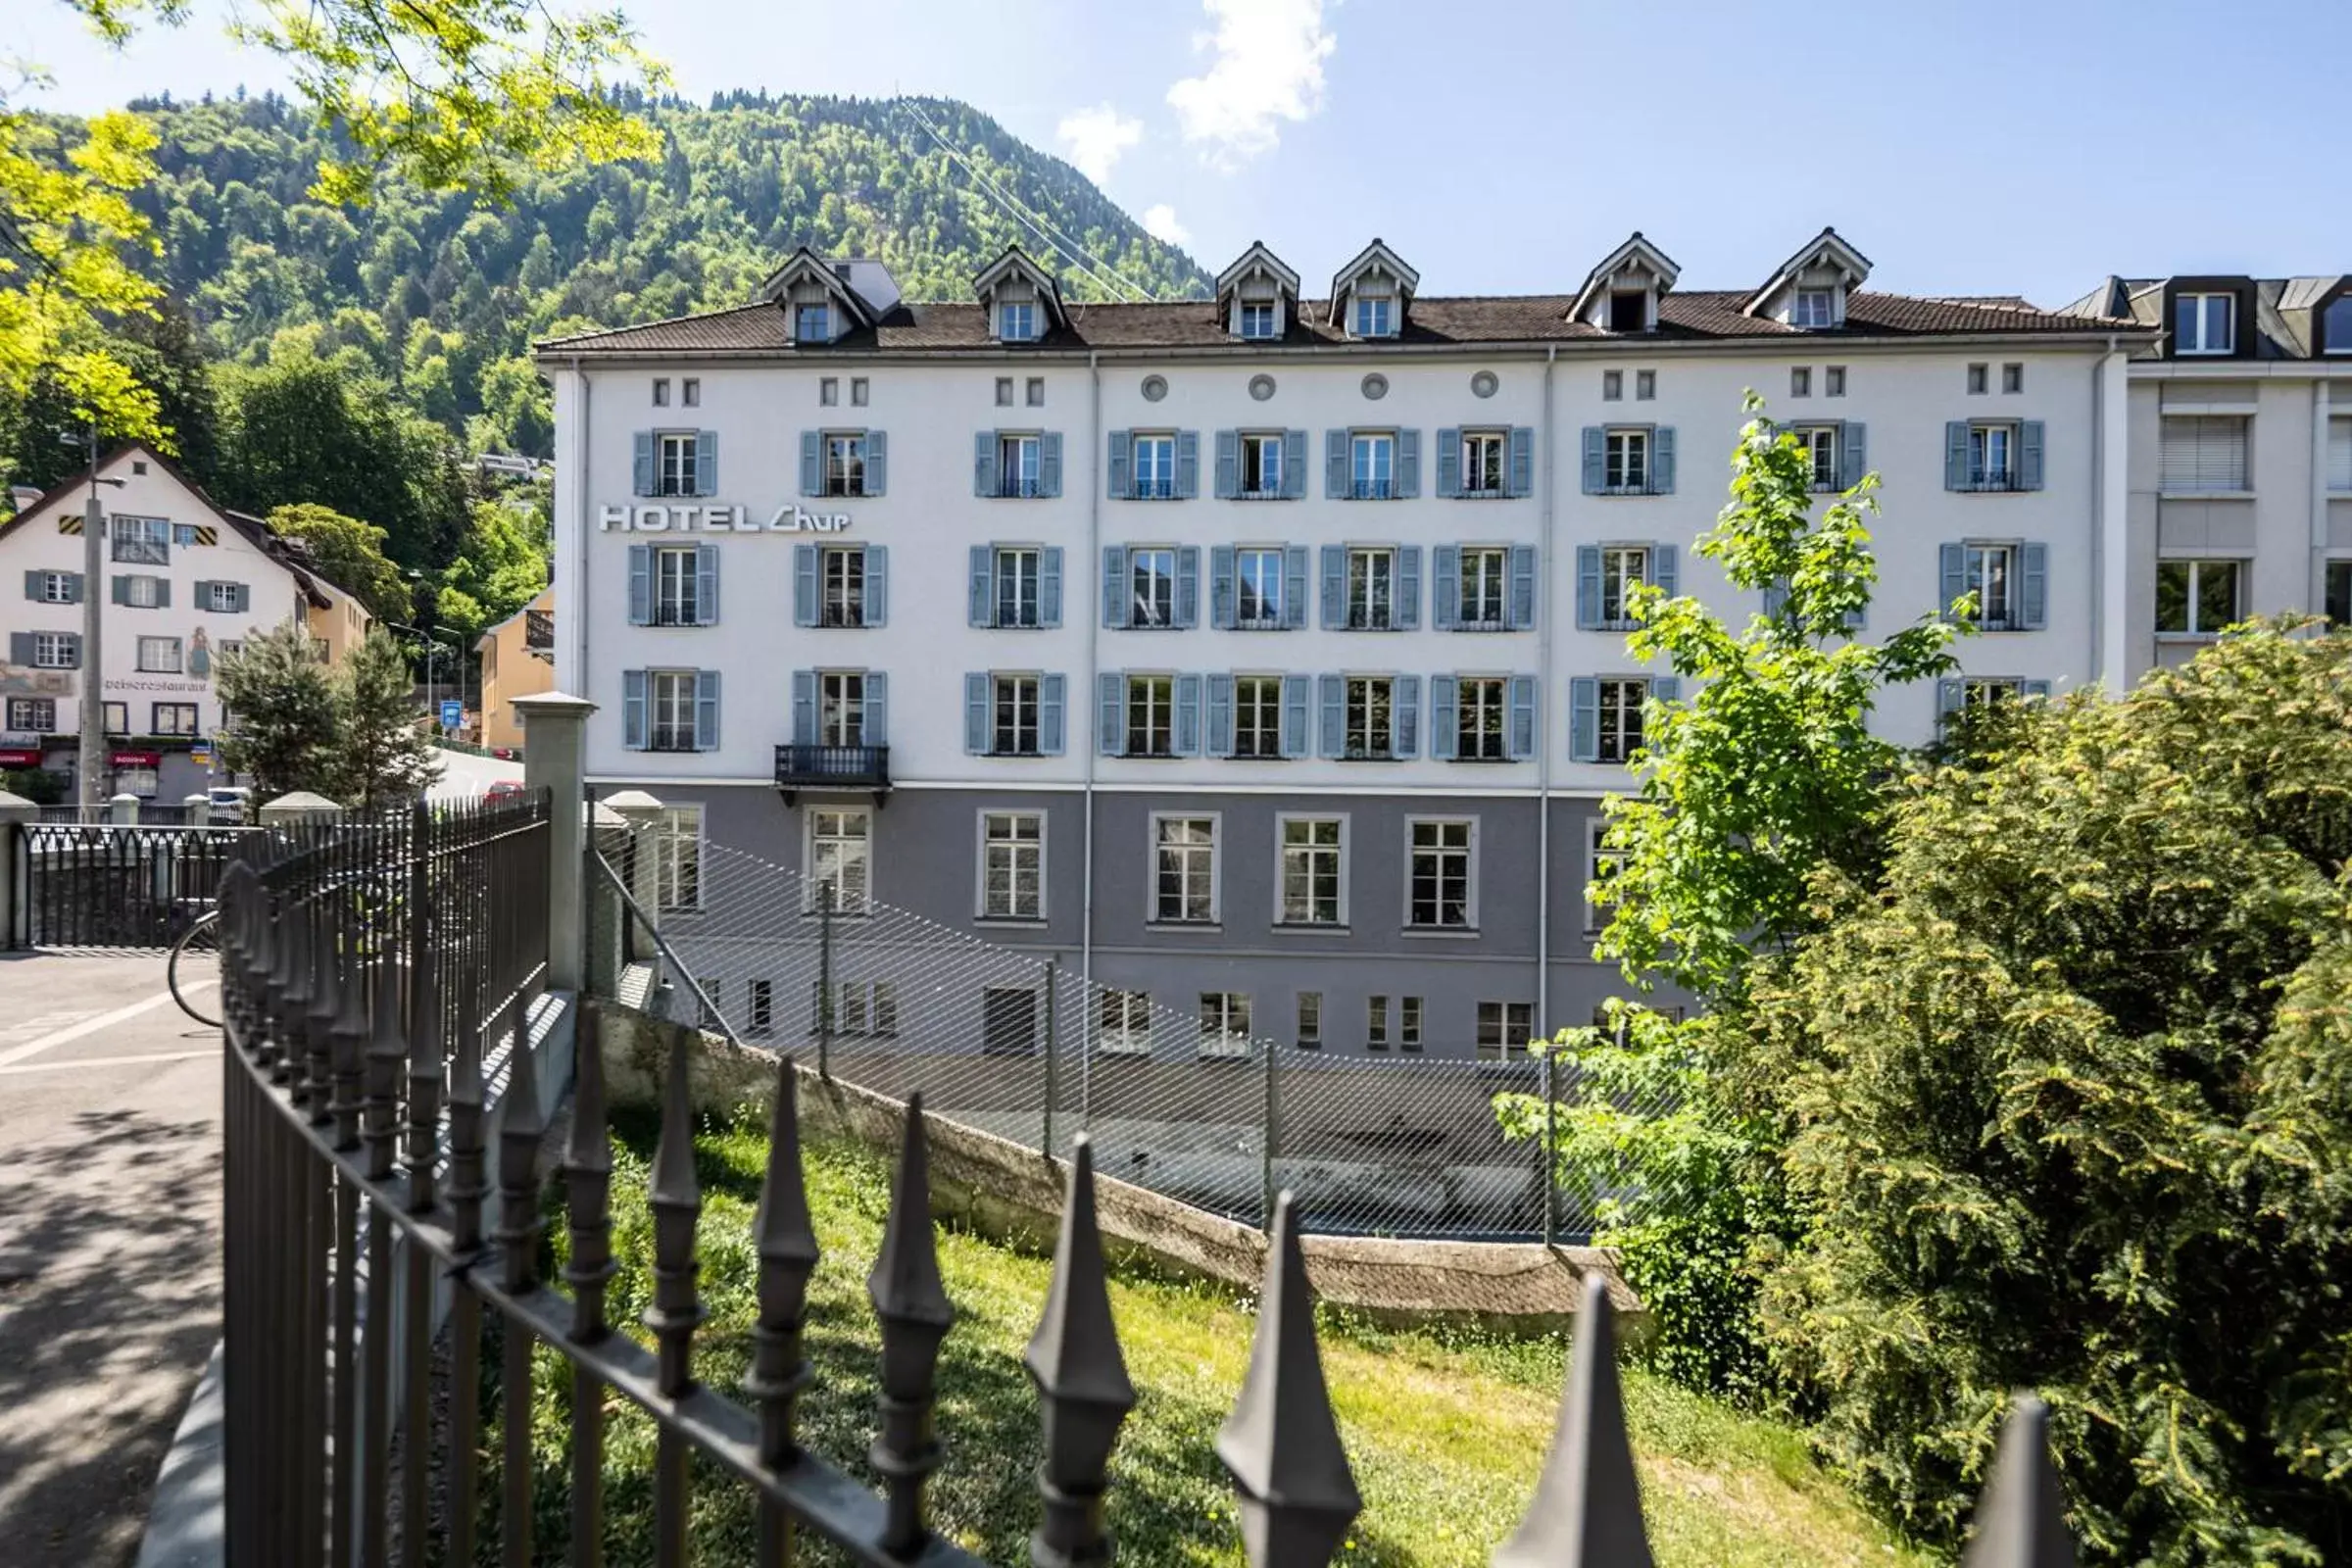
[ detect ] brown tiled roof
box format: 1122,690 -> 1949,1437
538,288 -> 2139,358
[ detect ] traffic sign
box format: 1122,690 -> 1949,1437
439,700 -> 464,730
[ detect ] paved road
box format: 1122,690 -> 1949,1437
0,952 -> 222,1567
428,745 -> 523,802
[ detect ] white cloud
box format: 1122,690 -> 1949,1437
1055,102 -> 1144,185
1165,0 -> 1336,167
1141,204 -> 1191,246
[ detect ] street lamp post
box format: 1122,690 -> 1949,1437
70,424 -> 125,813
384,620 -> 462,733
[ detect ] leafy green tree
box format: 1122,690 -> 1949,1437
213,617 -> 339,801
328,628 -> 438,810
433,498 -> 548,644
266,502 -> 409,624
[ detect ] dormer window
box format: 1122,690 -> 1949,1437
1608,290 -> 1648,333
1000,301 -> 1037,342
2177,292 -> 2234,355
1743,228 -> 1871,327
1573,233 -> 1682,337
796,304 -> 831,343
1240,302 -> 1280,340
1353,296 -> 1395,338
1791,288 -> 1838,329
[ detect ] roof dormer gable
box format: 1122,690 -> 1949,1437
758,247 -> 878,345
1571,232 -> 1681,333
972,245 -> 1068,343
1328,239 -> 1418,337
1744,227 -> 1872,328
1215,241 -> 1300,340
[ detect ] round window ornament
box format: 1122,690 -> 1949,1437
1249,373 -> 1277,402
1361,372 -> 1390,401
1141,374 -> 1168,403
1471,370 -> 1499,399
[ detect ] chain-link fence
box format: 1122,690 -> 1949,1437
594,814 -> 1662,1244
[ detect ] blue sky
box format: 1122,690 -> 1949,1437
21,0 -> 2352,306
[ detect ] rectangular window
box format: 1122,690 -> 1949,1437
1400,997 -> 1424,1053
992,674 -> 1040,757
823,378 -> 843,407
653,377 -> 671,407
1346,547 -> 1395,629
1350,432 -> 1395,499
1367,994 -> 1389,1051
1408,819 -> 1474,929
1129,548 -> 1176,627
653,545 -> 700,625
123,574 -> 162,609
818,671 -> 865,746
1460,430 -> 1505,496
1826,366 -> 1846,396
111,515 -> 170,565
852,378 -> 869,408
2001,363 -> 2024,394
994,547 -> 1041,628
812,980 -> 898,1038
1456,677 -> 1507,761
2155,559 -> 2242,636
1099,990 -> 1151,1054
1968,422 -> 2018,489
1152,815 -> 1217,924
1477,1002 -> 1535,1061
657,432 -> 698,497
1601,370 -> 1623,402
682,377 -> 701,407
1353,296 -> 1393,337
204,581 -> 240,612
1235,548 -> 1285,627
983,987 -> 1040,1055
1241,433 -> 1285,498
1240,301 -> 1278,339
1960,677 -> 2026,710
1586,818 -> 1624,933
1199,993 -> 1251,1057
1344,675 -> 1396,760
1963,543 -> 2016,628
1599,545 -> 1649,627
30,631 -> 75,668
823,433 -> 866,497
1636,369 -> 1656,401
808,808 -> 871,912
33,571 -> 74,604
747,979 -> 773,1036
993,377 -> 1010,407
1459,547 -> 1508,628
654,804 -> 702,911
1132,434 -> 1176,499
6,698 -> 55,731
103,701 -> 127,735
1604,428 -> 1649,493
1024,377 -> 1043,407
1608,290 -> 1646,332
999,301 -> 1037,342
648,669 -> 697,751
1126,674 -> 1174,757
2326,561 -> 2351,626
1233,675 -> 1282,759
1279,816 -> 1345,926
135,635 -> 181,673
980,811 -> 1043,919
1790,367 -> 1812,398
1968,363 -> 1989,395
2159,416 -> 2250,493
795,303 -> 830,342
1797,425 -> 1839,489
2329,416 -> 2352,491
152,703 -> 199,737
997,433 -> 1041,497
1296,992 -> 1322,1050
1596,678 -> 1648,763
2177,291 -> 2234,355
821,545 -> 866,627
1791,288 -> 1836,328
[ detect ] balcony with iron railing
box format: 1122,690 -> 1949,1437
774,742 -> 891,799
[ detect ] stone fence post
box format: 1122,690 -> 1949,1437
602,789 -> 665,961
182,794 -> 211,828
259,791 -> 344,826
0,790 -> 32,949
110,792 -> 139,826
512,693 -> 596,995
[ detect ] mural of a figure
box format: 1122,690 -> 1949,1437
189,626 -> 211,679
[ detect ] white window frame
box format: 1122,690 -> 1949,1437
1296,992 -> 1322,1050
653,804 -> 703,912
1344,675 -> 1396,760
1198,992 -> 1252,1057
1459,546 -> 1508,629
1239,301 -> 1278,340
1125,673 -> 1174,758
1352,295 -> 1394,338
818,670 -> 865,747
152,702 -> 199,738
998,433 -> 1041,497
820,544 -> 865,627
111,515 -> 171,565
1456,676 -> 1508,761
656,431 -> 699,497
1790,288 -> 1837,329
1603,428 -> 1649,493
1968,421 -> 2019,490
1477,1002 -> 1535,1061
1367,994 -> 1390,1051
653,544 -> 700,625
1962,542 -> 2018,629
1599,545 -> 1649,627
977,809 -> 1045,921
795,302 -> 830,343
7,697 -> 56,731
991,672 -> 1041,757
994,546 -> 1042,627
999,300 -> 1037,342
124,574 -> 163,609
647,668 -> 697,752
2155,558 -> 2243,638
135,635 -> 181,673
1240,432 -> 1284,498
1275,813 -> 1348,928
34,571 -> 74,604
1346,547 -> 1395,630
1150,812 -> 1220,925
1099,990 -> 1152,1055
806,806 -> 872,913
204,581 -> 240,612
2177,291 -> 2234,355
1132,433 -> 1177,499
1595,678 -> 1648,764
1350,432 -> 1395,499
1460,430 -> 1506,496
1234,547 -> 1285,628
1130,547 -> 1176,633
30,631 -> 75,668
823,432 -> 867,497
1405,816 -> 1478,931
1796,425 -> 1839,490
1400,996 -> 1424,1053
1232,674 -> 1283,760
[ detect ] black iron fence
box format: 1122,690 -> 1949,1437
16,819 -> 254,947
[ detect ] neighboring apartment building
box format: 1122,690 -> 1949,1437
477,586 -> 556,752
537,232 -> 2144,1058
2063,273 -> 2352,679
0,443 -> 353,803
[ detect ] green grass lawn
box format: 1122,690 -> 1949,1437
503,1102 -> 1934,1567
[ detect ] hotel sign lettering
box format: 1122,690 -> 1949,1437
599,504 -> 851,535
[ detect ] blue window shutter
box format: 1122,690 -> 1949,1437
1651,427 -> 1676,494
968,545 -> 992,626
622,669 -> 648,749
1763,578 -> 1789,621
1284,545 -> 1308,628
1175,547 -> 1200,628
1944,422 -> 1969,490
1210,545 -> 1236,628
1429,675 -> 1458,760
9,631 -> 29,664
1215,430 -> 1240,499
800,431 -> 821,497
1040,547 -> 1063,627
1206,673 -> 1234,757
1320,545 -> 1344,629
156,579 -> 170,610
1569,677 -> 1599,761
1325,429 -> 1348,498
863,545 -> 887,626
1394,675 -> 1420,758
696,545 -> 720,625
1843,600 -> 1868,635
695,669 -> 721,750
1939,543 -> 1967,620
112,574 -> 128,606
1433,545 -> 1460,630
862,672 -> 888,746
69,573 -> 84,604
2021,542 -> 2049,629
631,547 -> 654,624
1101,546 -> 1126,629
194,579 -> 214,608
2020,420 -> 2045,491
2022,678 -> 2052,702
1840,421 -> 1868,490
1041,432 -> 1062,498
1097,672 -> 1122,757
1508,675 -> 1537,760
1509,426 -> 1535,497
1582,427 -> 1605,494
1397,428 -> 1421,498
1435,428 -> 1461,498
963,672 -> 989,754
1040,674 -> 1067,755
696,429 -> 717,496
236,583 -> 252,612
1652,544 -> 1678,598
1650,675 -> 1680,707
1576,545 -> 1602,629
974,431 -> 998,498
794,544 -> 818,626
1281,674 -> 1310,758
792,670 -> 815,745
1282,429 -> 1307,498
1175,430 -> 1200,500
1509,545 -> 1538,630
633,432 -> 655,497
864,431 -> 888,496
1318,673 -> 1345,758
1107,430 -> 1131,499
1396,546 -> 1422,630
22,571 -> 39,602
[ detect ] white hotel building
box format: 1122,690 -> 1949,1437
539,229 -> 2148,1056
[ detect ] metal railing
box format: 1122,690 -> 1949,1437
17,818 -> 256,946
774,742 -> 891,791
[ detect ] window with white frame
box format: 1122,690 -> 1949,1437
1152,815 -> 1217,923
7,698 -> 55,731
1797,425 -> 1839,489
103,701 -> 127,734
1296,992 -> 1322,1050
1399,996 -> 1424,1052
818,671 -> 864,746
123,574 -> 163,609
648,669 -> 697,751
111,515 -> 170,564
1457,677 -> 1507,761
1367,994 -> 1390,1051
1477,1002 -> 1535,1061
2159,416 -> 2249,493
1959,678 -> 2027,710
152,703 -> 199,737
1346,547 -> 1395,629
32,571 -> 74,604
1586,818 -> 1624,932
1235,548 -> 1284,627
1408,819 -> 1474,929
795,303 -> 830,342
653,804 -> 702,911
653,545 -> 700,625
1130,548 -> 1176,627
992,674 -> 1040,756
30,632 -> 75,668
1099,990 -> 1151,1054
1132,434 -> 1176,499
808,808 -> 871,911
1352,296 -> 1394,338
994,547 -> 1041,627
1350,432 -> 1395,499
1239,301 -> 1279,339
1126,674 -> 1173,757
1279,816 -> 1345,926
1241,433 -> 1284,498
1968,422 -> 2019,489
998,434 -> 1041,497
1344,676 -> 1396,760
1596,678 -> 1648,764
999,301 -> 1037,342
823,433 -> 867,497
1962,543 -> 2016,628
1199,993 -> 1251,1057
747,979 -> 774,1036
135,635 -> 181,673
657,432 -> 699,496
2155,559 -> 2241,636
1603,428 -> 1649,493
821,545 -> 866,627
1791,288 -> 1836,328
1459,547 -> 1508,628
204,581 -> 240,612
1233,675 -> 1282,759
2176,291 -> 2233,355
813,980 -> 899,1037
1461,431 -> 1505,495
1599,546 -> 1649,627
980,810 -> 1043,919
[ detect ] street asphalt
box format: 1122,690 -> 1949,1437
0,951 -> 223,1567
